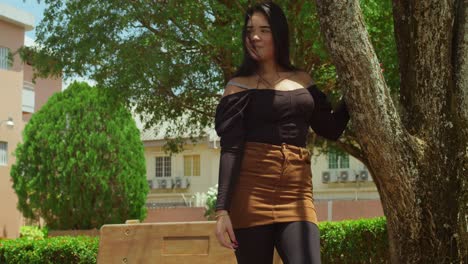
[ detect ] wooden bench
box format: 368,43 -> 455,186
98,221 -> 283,263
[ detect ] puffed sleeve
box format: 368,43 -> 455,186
214,90 -> 251,212
309,85 -> 350,140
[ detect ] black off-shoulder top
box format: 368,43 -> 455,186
214,81 -> 350,212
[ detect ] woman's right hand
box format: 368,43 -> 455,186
215,211 -> 238,250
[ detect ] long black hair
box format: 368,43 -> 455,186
232,1 -> 299,78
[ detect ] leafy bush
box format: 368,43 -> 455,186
0,236 -> 98,264
320,217 -> 389,263
19,226 -> 47,240
10,82 -> 148,230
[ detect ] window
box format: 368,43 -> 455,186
339,155 -> 350,168
22,81 -> 35,113
328,151 -> 349,169
184,155 -> 200,176
0,47 -> 11,70
0,142 -> 7,165
155,156 -> 171,177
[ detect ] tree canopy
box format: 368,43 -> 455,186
11,82 -> 148,229
23,0 -> 397,156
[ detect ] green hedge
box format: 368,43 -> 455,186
0,218 -> 388,263
0,236 -> 98,264
320,217 -> 389,263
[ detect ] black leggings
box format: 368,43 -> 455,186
233,221 -> 321,264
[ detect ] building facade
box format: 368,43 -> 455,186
139,119 -> 383,222
0,3 -> 61,238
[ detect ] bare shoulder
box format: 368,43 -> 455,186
222,76 -> 254,97
292,71 -> 315,86
222,84 -> 246,97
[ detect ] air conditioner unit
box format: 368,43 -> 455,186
174,177 -> 183,188
338,170 -> 351,182
358,170 -> 369,181
158,179 -> 169,189
167,178 -> 173,189
180,177 -> 190,188
322,171 -> 331,183
322,171 -> 338,183
147,180 -> 154,189
152,179 -> 160,189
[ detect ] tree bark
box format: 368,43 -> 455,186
453,0 -> 468,259
315,0 -> 467,263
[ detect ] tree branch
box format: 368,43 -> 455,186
153,78 -> 212,117
336,137 -> 366,165
215,0 -> 245,13
134,17 -> 196,47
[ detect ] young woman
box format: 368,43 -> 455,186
214,2 -> 349,263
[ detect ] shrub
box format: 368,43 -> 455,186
320,217 -> 389,263
10,82 -> 148,230
19,226 -> 47,240
0,236 -> 98,264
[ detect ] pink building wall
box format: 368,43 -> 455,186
0,70 -> 24,238
0,8 -> 61,238
0,20 -> 24,72
22,64 -> 62,121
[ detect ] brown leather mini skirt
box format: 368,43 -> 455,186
229,141 -> 318,229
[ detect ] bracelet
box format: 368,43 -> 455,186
215,211 -> 229,220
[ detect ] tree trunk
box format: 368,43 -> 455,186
453,0 -> 468,259
314,0 -> 467,263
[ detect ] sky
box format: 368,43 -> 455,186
0,0 -> 46,40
